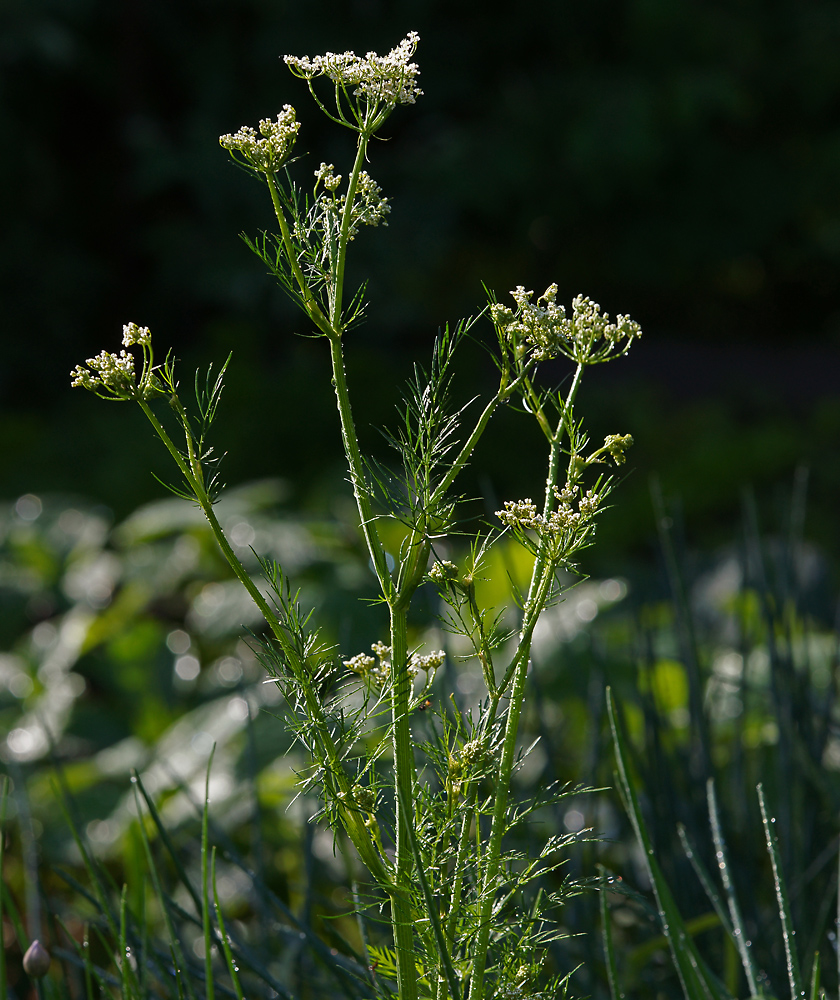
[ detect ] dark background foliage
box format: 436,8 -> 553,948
2,0 -> 839,569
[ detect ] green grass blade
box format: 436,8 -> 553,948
132,783 -> 199,1000
607,688 -> 731,1000
1,877 -> 28,957
83,924 -> 95,1000
119,885 -> 134,1000
677,824 -> 733,938
54,790 -> 123,947
132,770 -> 204,917
159,763 -> 371,994
808,950 -> 820,1000
211,849 -> 244,1000
757,783 -> 802,1000
706,780 -> 759,997
202,749 -> 216,1000
1,776 -> 8,1000
598,866 -> 622,1000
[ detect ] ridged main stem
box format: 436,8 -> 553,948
390,604 -> 419,1000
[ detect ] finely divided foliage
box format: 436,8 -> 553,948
71,34 -> 639,1000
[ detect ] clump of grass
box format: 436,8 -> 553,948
596,472 -> 839,1000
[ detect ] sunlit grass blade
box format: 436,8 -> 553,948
83,924 -> 95,1000
0,776 -> 8,1000
706,780 -> 759,998
54,789 -> 122,947
598,865 -> 622,1000
119,885 -> 136,999
202,749 -> 216,1000
211,848 -> 244,1000
677,824 -> 732,938
132,782 -> 199,1000
351,880 -> 379,996
166,766 -> 369,996
607,688 -> 732,1000
809,950 -> 820,1000
757,783 -> 802,1000
54,918 -> 122,997
132,769 -> 204,917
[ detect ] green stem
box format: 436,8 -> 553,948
430,388 -> 505,509
332,135 -> 370,328
135,397 -> 390,886
469,363 -> 587,997
327,333 -> 393,597
436,784 -> 478,999
265,172 -> 332,335
429,361 -> 535,510
390,605 -> 419,1000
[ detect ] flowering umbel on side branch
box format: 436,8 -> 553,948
490,285 -> 642,365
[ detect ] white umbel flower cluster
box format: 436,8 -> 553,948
314,162 -> 343,193
219,105 -> 300,173
284,32 -> 422,107
122,322 -> 151,348
314,165 -> 390,237
70,350 -> 136,395
343,641 -> 444,685
71,322 -> 163,401
349,170 -> 390,230
491,286 -> 641,364
496,483 -> 604,539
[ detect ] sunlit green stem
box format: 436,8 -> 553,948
470,361 -> 587,996
332,134 -> 370,328
327,332 -> 393,597
430,371 -> 521,509
436,784 -> 478,1000
265,172 -> 332,335
135,397 -> 390,885
390,604 -> 420,1000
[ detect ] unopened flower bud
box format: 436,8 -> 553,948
23,939 -> 51,978
354,786 -> 376,812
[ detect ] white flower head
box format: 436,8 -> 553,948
122,322 -> 151,347
285,33 -> 422,128
71,349 -> 136,397
71,322 -> 164,401
409,650 -> 445,675
491,286 -> 642,365
490,284 -> 568,362
497,480 -> 611,562
314,162 -> 342,192
220,105 -> 300,173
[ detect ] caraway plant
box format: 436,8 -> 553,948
61,33 -> 642,999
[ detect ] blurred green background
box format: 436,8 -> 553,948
1,0 -> 839,568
